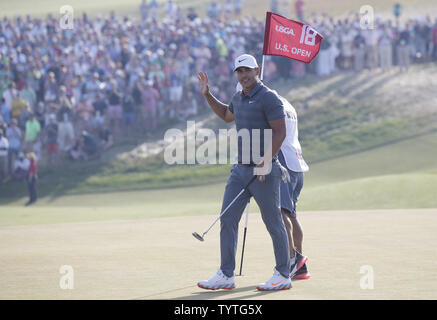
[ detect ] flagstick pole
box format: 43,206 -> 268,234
260,55 -> 265,81
238,200 -> 250,276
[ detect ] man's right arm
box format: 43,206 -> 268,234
198,71 -> 234,123
203,91 -> 234,123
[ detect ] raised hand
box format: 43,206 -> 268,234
197,71 -> 210,96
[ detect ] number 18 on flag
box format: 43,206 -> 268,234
262,12 -> 323,64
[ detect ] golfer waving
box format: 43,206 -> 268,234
197,54 -> 292,291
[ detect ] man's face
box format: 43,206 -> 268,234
235,67 -> 259,91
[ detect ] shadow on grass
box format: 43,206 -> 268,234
0,156 -> 112,205
169,285 -> 284,300
0,151 -> 231,206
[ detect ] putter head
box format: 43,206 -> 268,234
192,232 -> 204,242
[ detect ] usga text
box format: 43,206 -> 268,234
174,304 -> 262,317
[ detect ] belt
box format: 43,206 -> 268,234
238,163 -> 257,167
238,158 -> 279,167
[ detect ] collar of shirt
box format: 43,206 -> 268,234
240,81 -> 263,99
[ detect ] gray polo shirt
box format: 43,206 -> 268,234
229,81 -> 285,164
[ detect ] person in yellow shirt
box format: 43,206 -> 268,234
11,97 -> 28,119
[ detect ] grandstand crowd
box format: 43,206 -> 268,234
1,0 -> 437,184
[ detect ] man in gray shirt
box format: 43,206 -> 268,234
197,54 -> 292,291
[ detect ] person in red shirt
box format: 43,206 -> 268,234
26,152 -> 38,206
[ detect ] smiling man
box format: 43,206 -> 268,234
196,54 -> 292,291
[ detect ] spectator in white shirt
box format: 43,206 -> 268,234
13,151 -> 30,180
378,24 -> 394,71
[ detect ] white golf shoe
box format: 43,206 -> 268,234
256,268 -> 292,291
197,269 -> 235,290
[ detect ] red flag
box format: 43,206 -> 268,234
263,12 -> 323,64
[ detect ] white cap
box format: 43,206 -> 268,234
233,54 -> 259,72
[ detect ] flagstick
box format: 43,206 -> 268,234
238,200 -> 250,276
260,55 -> 265,81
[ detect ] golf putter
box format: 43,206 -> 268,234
192,175 -> 257,242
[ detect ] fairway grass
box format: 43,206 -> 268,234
300,172 -> 437,211
0,210 -> 436,299
2,131 -> 437,226
2,170 -> 437,226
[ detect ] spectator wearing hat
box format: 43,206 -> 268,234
25,152 -> 38,206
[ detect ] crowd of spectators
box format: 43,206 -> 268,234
1,0 -> 437,184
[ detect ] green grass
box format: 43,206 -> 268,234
303,131 -> 437,186
2,132 -> 437,226
2,171 -> 436,226
300,172 -> 437,211
1,209 -> 436,299
0,182 -> 227,226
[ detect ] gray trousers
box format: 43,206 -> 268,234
220,162 -> 290,278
